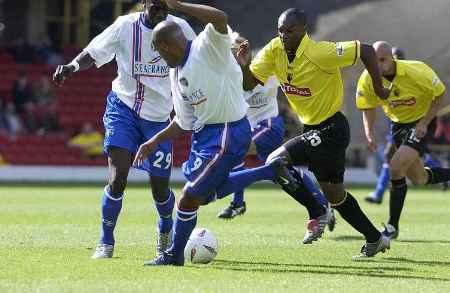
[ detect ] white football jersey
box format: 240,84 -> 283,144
84,12 -> 196,122
245,76 -> 279,128
171,23 -> 248,131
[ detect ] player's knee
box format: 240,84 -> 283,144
389,162 -> 404,179
178,192 -> 202,210
265,146 -> 290,165
150,176 -> 170,201
320,183 -> 345,204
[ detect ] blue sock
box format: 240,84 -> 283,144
231,165 -> 245,205
154,190 -> 175,233
168,207 -> 198,260
100,186 -> 123,245
424,153 -> 442,168
216,164 -> 275,199
300,171 -> 328,207
373,163 -> 390,200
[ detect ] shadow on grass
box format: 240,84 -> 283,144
331,235 -> 450,245
198,259 -> 450,282
368,257 -> 450,267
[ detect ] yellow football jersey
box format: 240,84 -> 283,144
250,34 -> 360,125
356,60 -> 446,123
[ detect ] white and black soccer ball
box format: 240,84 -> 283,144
184,228 -> 218,264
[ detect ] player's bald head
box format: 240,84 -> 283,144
373,41 -> 396,76
373,41 -> 393,57
152,20 -> 188,68
279,8 -> 307,27
153,20 -> 185,45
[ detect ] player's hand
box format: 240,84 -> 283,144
52,65 -> 75,87
163,0 -> 181,9
415,121 -> 428,139
133,139 -> 159,167
366,134 -> 377,153
236,41 -> 252,67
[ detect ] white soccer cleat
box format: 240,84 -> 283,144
91,243 -> 114,259
353,235 -> 390,259
303,205 -> 332,244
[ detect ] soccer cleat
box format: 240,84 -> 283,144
144,251 -> 184,266
303,206 -> 332,244
381,223 -> 399,240
91,243 -> 114,259
364,194 -> 382,204
156,229 -> 173,257
217,201 -> 246,219
353,235 -> 390,259
328,208 -> 336,232
267,156 -> 300,193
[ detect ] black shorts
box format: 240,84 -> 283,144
390,117 -> 436,156
284,111 -> 350,184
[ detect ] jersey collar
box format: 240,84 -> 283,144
294,33 -> 310,58
180,41 -> 192,68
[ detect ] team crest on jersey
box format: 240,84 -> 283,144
179,77 -> 189,87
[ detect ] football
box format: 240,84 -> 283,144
184,228 -> 218,264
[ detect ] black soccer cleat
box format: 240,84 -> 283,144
267,156 -> 300,193
144,251 -> 184,266
365,195 -> 382,204
217,202 -> 246,219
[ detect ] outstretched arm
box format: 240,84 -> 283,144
52,51 -> 95,86
360,44 -> 390,100
164,0 -> 227,34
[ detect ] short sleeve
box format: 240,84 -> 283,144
84,16 -> 123,68
250,41 -> 276,84
421,63 -> 446,97
355,71 -> 380,109
195,23 -> 231,65
316,40 -> 360,69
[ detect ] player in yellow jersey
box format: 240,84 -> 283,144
356,41 -> 449,240
236,8 -> 391,258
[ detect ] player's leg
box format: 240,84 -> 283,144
217,160 -> 247,219
146,118 -> 252,266
366,141 -> 396,204
92,92 -> 139,259
138,119 -> 175,256
384,145 -> 420,238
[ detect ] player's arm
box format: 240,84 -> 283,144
416,91 -> 448,139
164,0 -> 227,34
53,52 -> 95,86
133,119 -> 190,167
362,108 -> 377,153
360,43 -> 390,100
237,41 -> 259,91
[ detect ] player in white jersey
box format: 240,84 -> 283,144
52,0 -> 196,260
216,32 -> 285,218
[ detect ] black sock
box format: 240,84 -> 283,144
280,168 -> 325,219
388,177 -> 407,230
334,192 -> 381,243
426,167 -> 450,184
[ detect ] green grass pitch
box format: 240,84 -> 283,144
1,184 -> 450,292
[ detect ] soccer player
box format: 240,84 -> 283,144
236,8 -> 391,258
134,0 -> 329,265
52,0 -> 196,259
356,41 -> 449,239
217,33 -> 333,229
365,47 -> 445,204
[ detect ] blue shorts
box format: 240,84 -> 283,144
182,117 -> 251,199
252,115 -> 285,162
103,91 -> 172,177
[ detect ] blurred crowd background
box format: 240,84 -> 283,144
0,0 -> 449,172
